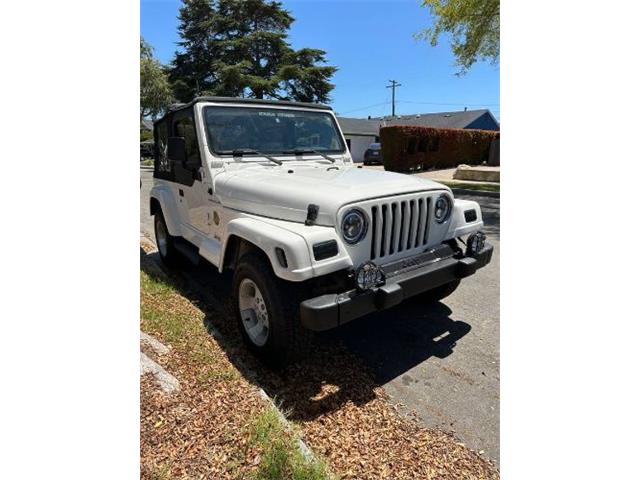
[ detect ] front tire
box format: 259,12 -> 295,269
232,253 -> 309,366
154,211 -> 181,267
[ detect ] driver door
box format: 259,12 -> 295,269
171,111 -> 209,235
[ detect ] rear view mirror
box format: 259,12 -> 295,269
167,137 -> 187,164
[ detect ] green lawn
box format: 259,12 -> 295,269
249,407 -> 331,480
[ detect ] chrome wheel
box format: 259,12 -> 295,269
155,216 -> 168,258
238,278 -> 269,347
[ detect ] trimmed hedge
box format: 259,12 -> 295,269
380,125 -> 499,172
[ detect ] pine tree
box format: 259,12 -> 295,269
279,48 -> 336,103
169,0 -> 217,101
212,0 -> 293,99
169,0 -> 336,103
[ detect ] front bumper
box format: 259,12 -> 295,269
300,242 -> 493,331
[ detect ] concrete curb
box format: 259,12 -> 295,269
141,331 -> 171,355
257,388 -> 316,462
451,187 -> 500,198
140,351 -> 180,394
140,165 -> 154,171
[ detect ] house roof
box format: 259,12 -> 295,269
337,109 -> 499,136
336,117 -> 381,136
374,109 -> 499,130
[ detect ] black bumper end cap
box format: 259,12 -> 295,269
300,294 -> 340,331
457,257 -> 478,278
376,283 -> 403,309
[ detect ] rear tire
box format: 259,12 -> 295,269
154,210 -> 181,267
232,253 -> 310,366
412,279 -> 461,304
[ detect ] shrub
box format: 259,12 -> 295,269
140,128 -> 153,142
380,125 -> 499,172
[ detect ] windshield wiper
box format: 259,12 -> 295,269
219,148 -> 282,166
283,148 -> 336,163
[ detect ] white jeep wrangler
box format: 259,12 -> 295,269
149,97 -> 493,364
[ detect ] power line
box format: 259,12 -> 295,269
386,80 -> 402,117
398,100 -> 500,107
337,101 -> 390,115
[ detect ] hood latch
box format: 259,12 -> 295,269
305,204 -> 319,226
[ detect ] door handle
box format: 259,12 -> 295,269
179,189 -> 184,197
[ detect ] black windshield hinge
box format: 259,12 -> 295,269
305,204 -> 319,226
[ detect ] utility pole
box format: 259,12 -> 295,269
386,80 -> 402,117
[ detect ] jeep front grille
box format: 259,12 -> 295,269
370,196 -> 431,260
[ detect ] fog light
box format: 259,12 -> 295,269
355,261 -> 386,291
467,232 -> 486,256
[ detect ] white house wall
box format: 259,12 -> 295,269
345,135 -> 377,163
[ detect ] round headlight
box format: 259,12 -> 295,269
434,194 -> 452,223
342,208 -> 368,244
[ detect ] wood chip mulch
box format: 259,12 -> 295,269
273,345 -> 498,479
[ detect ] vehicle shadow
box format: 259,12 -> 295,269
324,301 -> 471,386
140,246 -> 471,422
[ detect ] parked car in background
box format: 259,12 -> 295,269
141,140 -> 154,160
363,142 -> 382,165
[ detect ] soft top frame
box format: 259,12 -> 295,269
154,96 -> 333,126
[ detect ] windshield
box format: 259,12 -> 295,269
204,106 -> 346,156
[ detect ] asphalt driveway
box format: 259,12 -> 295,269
140,168 -> 500,465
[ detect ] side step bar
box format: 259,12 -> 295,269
173,237 -> 200,266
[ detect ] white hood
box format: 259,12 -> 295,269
214,162 -> 449,225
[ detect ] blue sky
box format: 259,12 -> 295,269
141,0 -> 499,120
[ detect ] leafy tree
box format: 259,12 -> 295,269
140,37 -> 173,120
416,0 -> 499,74
169,0 -> 336,103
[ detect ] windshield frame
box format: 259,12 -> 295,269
202,105 -> 347,158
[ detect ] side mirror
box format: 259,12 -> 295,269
167,137 -> 187,164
